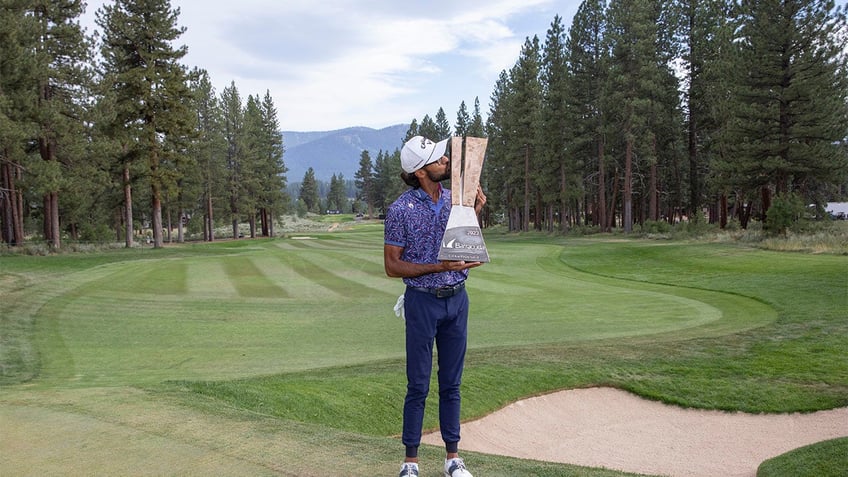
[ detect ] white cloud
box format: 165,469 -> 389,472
81,0 -> 576,131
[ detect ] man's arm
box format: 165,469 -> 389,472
384,244 -> 482,278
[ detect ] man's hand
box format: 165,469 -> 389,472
385,244 -> 484,277
474,186 -> 487,214
441,260 -> 484,271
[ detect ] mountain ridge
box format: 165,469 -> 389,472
282,124 -> 408,182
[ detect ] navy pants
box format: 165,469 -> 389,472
402,286 -> 469,452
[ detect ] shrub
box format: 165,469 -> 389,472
765,194 -> 807,236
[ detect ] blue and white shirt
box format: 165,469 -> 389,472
384,185 -> 468,289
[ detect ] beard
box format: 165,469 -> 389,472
426,163 -> 450,183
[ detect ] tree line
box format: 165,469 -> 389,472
482,0 -> 847,233
348,99 -> 487,218
1,0 -> 287,249
2,0 -> 846,250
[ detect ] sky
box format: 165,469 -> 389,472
79,0 -> 582,132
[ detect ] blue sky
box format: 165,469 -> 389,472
80,0 -> 582,132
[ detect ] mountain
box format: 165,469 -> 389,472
282,124 -> 408,182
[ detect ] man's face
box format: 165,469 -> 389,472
423,155 -> 450,182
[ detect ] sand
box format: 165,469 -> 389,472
422,387 -> 848,477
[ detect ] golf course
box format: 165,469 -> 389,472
1,221 -> 846,476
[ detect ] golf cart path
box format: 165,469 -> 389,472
422,387 -> 848,477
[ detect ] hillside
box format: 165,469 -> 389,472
282,124 -> 408,182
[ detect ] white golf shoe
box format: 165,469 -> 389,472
398,462 -> 419,477
444,457 -> 473,477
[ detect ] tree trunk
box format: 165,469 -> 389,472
1,159 -> 25,246
523,145 -> 530,232
123,163 -> 134,248
560,165 -> 568,233
761,186 -> 771,223
178,207 -> 184,243
609,168 -> 619,230
207,194 -> 214,241
624,137 -> 633,233
535,191 -> 542,231
649,160 -> 658,222
38,136 -> 61,248
597,139 -> 608,232
166,207 -> 173,243
152,185 -> 163,248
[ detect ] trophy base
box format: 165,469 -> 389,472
438,206 -> 490,262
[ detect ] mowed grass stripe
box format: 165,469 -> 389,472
221,255 -> 289,298
65,259 -> 189,296
274,248 -> 390,299
186,260 -> 238,297
292,249 -> 398,298
249,250 -> 348,301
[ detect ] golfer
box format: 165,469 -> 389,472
384,135 -> 485,477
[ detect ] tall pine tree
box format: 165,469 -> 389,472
729,0 -> 848,222
97,0 -> 194,248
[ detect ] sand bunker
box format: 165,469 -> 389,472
422,387 -> 848,477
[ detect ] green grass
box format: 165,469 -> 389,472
1,228 -> 845,475
757,437 -> 848,477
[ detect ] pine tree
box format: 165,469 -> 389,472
97,0 -> 194,248
220,81 -> 245,238
404,119 -> 419,142
468,97 -> 485,137
29,0 -> 91,248
702,2 -> 747,227
539,15 -> 575,232
327,173 -> 347,212
188,69 -> 226,241
0,1 -> 36,246
509,37 -> 542,231
485,70 -> 512,227
434,107 -> 451,139
373,149 -> 404,213
418,115 -> 438,141
257,90 -> 287,236
299,168 -> 320,213
730,0 -> 848,221
354,150 -> 375,217
241,94 -> 264,237
675,0 -> 726,220
454,101 -> 470,137
605,0 -> 670,232
566,0 -> 610,230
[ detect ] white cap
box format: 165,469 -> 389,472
400,135 -> 449,173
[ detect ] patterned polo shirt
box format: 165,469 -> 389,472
384,185 -> 469,289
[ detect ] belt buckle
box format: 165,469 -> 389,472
435,283 -> 459,298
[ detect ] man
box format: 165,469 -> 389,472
384,135 -> 486,477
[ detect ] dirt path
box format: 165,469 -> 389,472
422,387 -> 848,477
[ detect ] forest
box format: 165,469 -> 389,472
478,0 -> 847,233
1,0 -> 846,248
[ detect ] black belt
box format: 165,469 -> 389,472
409,282 -> 465,298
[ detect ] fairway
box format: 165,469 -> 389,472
1,228 -> 844,477
16,232 -> 770,389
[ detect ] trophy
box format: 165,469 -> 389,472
438,136 -> 490,262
